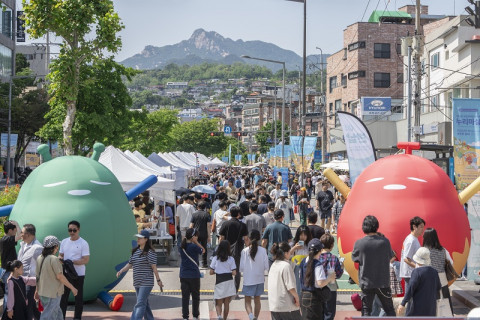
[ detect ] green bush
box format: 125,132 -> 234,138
0,184 -> 21,238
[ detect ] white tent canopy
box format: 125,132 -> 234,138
210,157 -> 227,167
99,146 -> 176,202
147,153 -> 189,189
320,159 -> 349,171
123,150 -> 175,180
159,153 -> 195,173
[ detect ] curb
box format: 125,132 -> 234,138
451,284 -> 480,309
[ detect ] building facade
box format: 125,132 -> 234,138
0,0 -> 15,80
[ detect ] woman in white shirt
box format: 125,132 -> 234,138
267,242 -> 301,320
240,230 -> 269,320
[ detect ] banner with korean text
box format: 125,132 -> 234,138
337,111 -> 376,184
290,136 -> 303,171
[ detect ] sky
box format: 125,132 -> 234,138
21,0 -> 466,62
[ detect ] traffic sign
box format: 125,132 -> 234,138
224,126 -> 232,134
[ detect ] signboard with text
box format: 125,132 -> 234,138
361,97 -> 391,116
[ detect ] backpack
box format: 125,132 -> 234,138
235,179 -> 242,188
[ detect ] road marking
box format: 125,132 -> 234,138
199,301 -> 209,320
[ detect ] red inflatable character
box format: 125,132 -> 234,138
325,142 -> 480,284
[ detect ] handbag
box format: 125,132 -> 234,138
445,258 -> 459,282
351,293 -> 362,311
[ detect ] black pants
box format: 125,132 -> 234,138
198,237 -> 208,267
60,275 -> 84,320
180,277 -> 200,319
323,290 -> 337,320
360,287 -> 395,316
234,254 -> 241,292
301,291 -> 323,320
26,285 -> 41,319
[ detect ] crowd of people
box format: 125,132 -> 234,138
0,167 -> 459,320
0,220 -> 89,320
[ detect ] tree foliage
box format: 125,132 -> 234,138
38,59 -> 135,155
23,0 -> 124,155
170,118 -> 229,156
255,120 -> 289,153
120,109 -> 179,156
126,62 -> 274,89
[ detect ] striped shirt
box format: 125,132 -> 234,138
129,249 -> 156,287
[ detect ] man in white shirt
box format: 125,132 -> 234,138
18,224 -> 43,320
399,216 -> 425,314
214,201 -> 230,235
60,220 -> 90,320
176,194 -> 195,239
270,183 -> 283,202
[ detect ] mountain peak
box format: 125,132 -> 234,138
189,28 -> 223,42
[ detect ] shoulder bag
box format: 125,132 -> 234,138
445,254 -> 459,282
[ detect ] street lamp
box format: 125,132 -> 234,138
286,0 -> 307,184
241,55 -> 286,168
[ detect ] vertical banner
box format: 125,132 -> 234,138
452,99 -> 480,191
303,137 -> 318,172
247,154 -> 252,165
1,133 -> 18,157
452,99 -> 480,281
16,11 -> 25,42
252,154 -> 256,164
221,157 -> 229,163
228,144 -> 232,165
269,147 -> 275,167
290,136 -> 303,171
275,144 -> 282,167
337,111 -> 377,185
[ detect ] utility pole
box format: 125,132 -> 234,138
301,0 -> 307,185
316,47 -> 327,164
413,0 -> 423,142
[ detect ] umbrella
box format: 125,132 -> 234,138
192,185 -> 217,195
175,187 -> 192,196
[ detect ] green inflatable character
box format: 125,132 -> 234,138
2,143 -> 157,310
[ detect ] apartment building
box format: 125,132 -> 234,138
0,0 -> 15,80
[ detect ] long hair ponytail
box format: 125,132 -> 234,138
249,230 -> 261,261
270,242 -> 291,261
304,250 -> 319,287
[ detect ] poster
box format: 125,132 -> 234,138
1,133 -> 18,157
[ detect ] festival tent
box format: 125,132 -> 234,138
99,146 -> 176,202
195,153 -> 221,169
320,159 -> 349,171
210,157 -> 227,167
147,153 -> 189,189
131,151 -> 188,189
159,152 -> 196,173
173,152 -> 212,170
123,150 -> 175,180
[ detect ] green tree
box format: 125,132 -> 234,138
15,53 -> 30,73
255,120 -> 289,153
38,59 -> 135,155
23,0 -> 123,155
120,109 -> 179,155
170,118 -> 228,155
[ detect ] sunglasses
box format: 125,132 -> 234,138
68,229 -> 78,233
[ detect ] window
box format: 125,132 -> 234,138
311,122 -> 318,133
391,105 -> 402,113
348,41 -> 366,51
348,70 -> 366,80
431,52 -> 439,69
374,73 -> 390,88
397,73 -> 403,83
396,43 -> 402,54
0,9 -> 12,39
341,74 -> 347,87
0,44 -> 12,78
374,43 -> 390,58
329,103 -> 333,113
329,76 -> 337,92
343,48 -> 347,60
445,50 -> 449,60
335,99 -> 342,111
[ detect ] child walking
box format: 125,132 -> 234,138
4,260 -> 36,320
210,240 -> 237,320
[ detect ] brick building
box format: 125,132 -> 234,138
326,5 -> 444,157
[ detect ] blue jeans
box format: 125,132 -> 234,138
40,296 -> 63,320
2,271 -> 10,307
131,286 -> 154,320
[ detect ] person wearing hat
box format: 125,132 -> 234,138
298,187 -> 310,226
262,210 -> 293,266
116,230 -> 163,320
179,228 -> 204,320
36,236 -> 78,320
275,190 -> 293,226
298,238 -> 336,319
397,247 -> 441,316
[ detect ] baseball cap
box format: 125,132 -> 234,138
43,235 -> 60,248
308,238 -> 324,252
280,190 -> 288,197
134,229 -> 150,239
186,228 -> 198,239
274,209 -> 284,220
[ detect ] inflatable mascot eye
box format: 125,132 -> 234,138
1,143 -> 157,311
325,142 -> 480,285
